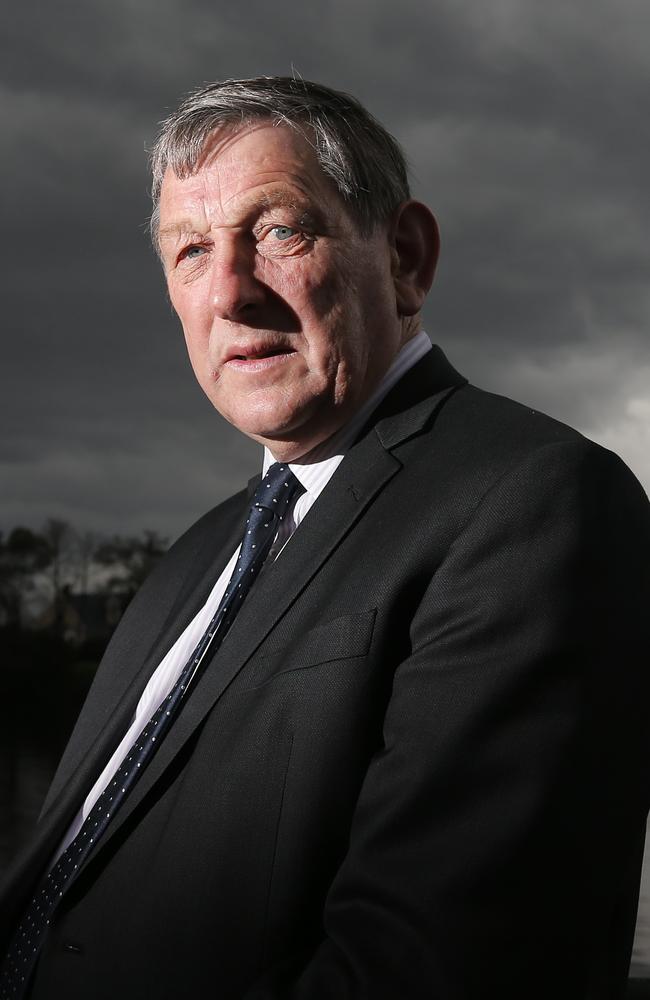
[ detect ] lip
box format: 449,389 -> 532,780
224,352 -> 296,373
222,342 -> 298,372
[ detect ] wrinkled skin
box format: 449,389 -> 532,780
158,123 -> 435,461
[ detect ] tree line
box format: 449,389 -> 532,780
0,519 -> 168,631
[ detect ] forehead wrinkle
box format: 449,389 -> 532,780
159,168 -> 213,245
216,181 -> 317,222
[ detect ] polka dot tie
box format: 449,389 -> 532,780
0,464 -> 300,999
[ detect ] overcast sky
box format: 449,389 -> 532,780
2,0 -> 649,542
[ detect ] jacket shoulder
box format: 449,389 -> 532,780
449,382 -> 586,449
430,381 -> 629,477
393,380 -> 649,527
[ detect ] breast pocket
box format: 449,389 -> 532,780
244,608 -> 377,689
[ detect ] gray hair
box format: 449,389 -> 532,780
149,76 -> 410,248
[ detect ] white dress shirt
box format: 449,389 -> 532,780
55,331 -> 432,859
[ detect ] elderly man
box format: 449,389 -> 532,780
1,76 -> 649,1000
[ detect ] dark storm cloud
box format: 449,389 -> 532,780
2,0 -> 648,539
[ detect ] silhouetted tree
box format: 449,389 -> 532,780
95,530 -> 168,599
41,519 -> 75,600
74,530 -> 101,595
0,527 -> 50,626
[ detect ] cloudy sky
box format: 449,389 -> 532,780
2,0 -> 649,542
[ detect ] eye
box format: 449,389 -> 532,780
270,226 -> 298,241
255,222 -> 314,258
182,244 -> 207,259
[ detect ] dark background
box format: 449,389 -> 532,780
2,0 -> 649,536
1,0 -> 649,981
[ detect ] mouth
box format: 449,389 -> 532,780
222,344 -> 298,373
229,347 -> 296,362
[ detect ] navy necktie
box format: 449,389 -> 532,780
0,463 -> 300,1000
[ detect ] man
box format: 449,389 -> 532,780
1,76 -> 649,999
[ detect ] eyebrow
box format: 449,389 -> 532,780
158,188 -> 320,244
254,189 -> 311,215
158,220 -> 202,242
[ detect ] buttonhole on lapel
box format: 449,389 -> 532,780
347,485 -> 361,501
62,942 -> 84,955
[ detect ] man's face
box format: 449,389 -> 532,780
158,122 -> 407,460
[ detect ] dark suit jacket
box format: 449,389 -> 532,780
2,347 -> 650,999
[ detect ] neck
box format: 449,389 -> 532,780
262,330 -> 433,467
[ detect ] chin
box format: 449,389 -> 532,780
217,407 -> 299,443
217,394 -> 314,439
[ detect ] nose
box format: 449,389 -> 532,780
210,233 -> 266,321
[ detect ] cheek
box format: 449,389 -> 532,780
181,323 -> 208,374
301,267 -> 346,319
294,265 -> 364,358
275,249 -> 350,318
171,292 -> 210,356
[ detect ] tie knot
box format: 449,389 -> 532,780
252,463 -> 300,519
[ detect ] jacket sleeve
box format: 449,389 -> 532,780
243,439 -> 650,999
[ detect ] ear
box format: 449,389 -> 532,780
388,201 -> 440,317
